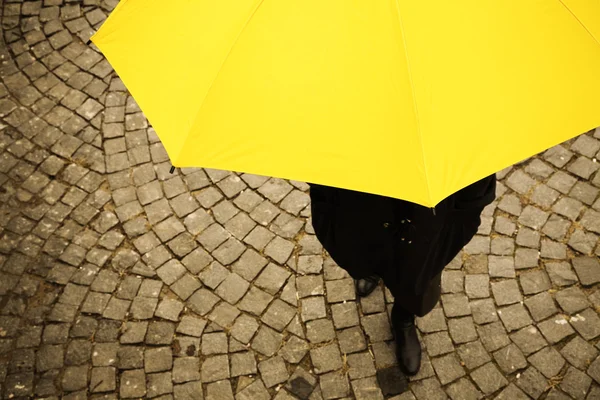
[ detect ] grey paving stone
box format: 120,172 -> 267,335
117,346 -> 144,370
201,355 -> 229,383
488,255 -> 515,278
296,274 -> 324,299
498,303 -> 533,332
207,301 -> 241,329
130,296 -> 158,320
351,376 -> 385,400
238,286 -> 273,316
361,312 -> 394,342
258,356 -> 289,388
249,199 -> 280,226
416,308 -> 448,333
572,257 -> 600,286
172,357 -> 200,384
410,377 -> 447,400
515,366 -> 548,399
120,369 -> 146,398
542,214 -> 572,241
560,335 -> 599,370
90,366 -> 117,393
540,239 -> 567,259
507,326 -> 547,358
319,370 -> 350,399
493,383 -> 531,400
519,270 -> 551,295
494,216 -> 516,236
470,298 -> 499,324
431,353 -> 465,385
498,194 -> 522,216
465,274 -> 489,299
580,208 -> 600,234
471,362 -> 509,395
212,237 -> 246,265
448,316 -> 478,344
516,227 -> 540,248
344,352 -> 376,381
587,355 -> 600,384
231,249 -> 268,281
301,296 -> 327,322
571,181 -> 600,207
491,279 -> 522,306
560,366 -> 592,400
324,278 -> 355,303
568,156 -> 600,180
230,351 -> 257,377
145,347 -> 173,373
297,254 -> 324,274
493,343 -> 527,374
568,229 -> 598,255
174,335 -> 201,357
336,325 -> 367,355
120,321 -> 148,344
169,275 -> 200,301
254,263 -> 291,295
230,313 -> 259,344
531,184 -> 560,207
546,261 -> 579,287
524,291 -> 559,322
306,318 -> 335,344
237,379 -> 270,400
423,331 -> 454,357
214,272 -> 250,305
441,270 -> 465,294
446,377 -> 484,400
441,294 -> 471,317
329,302 -> 359,331
310,343 -> 343,374
538,315 -> 576,344
518,206 -> 549,230
198,261 -> 230,289
199,332 -> 227,356
464,235 -> 491,255
528,346 -> 565,379
477,321 -> 510,352
280,335 -> 309,364
36,344 -> 64,372
555,286 -> 590,314
187,288 -> 219,316
262,299 -> 296,332
283,366 -> 317,399
146,321 -> 175,345
570,308 -> 600,340
251,325 -> 283,357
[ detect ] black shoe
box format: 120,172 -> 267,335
391,306 -> 421,376
355,275 -> 380,297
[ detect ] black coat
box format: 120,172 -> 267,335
309,175 -> 496,303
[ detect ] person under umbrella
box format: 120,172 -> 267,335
309,175 -> 496,375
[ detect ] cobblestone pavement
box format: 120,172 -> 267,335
1,1 -> 600,399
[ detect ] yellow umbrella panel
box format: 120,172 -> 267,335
92,0 -> 600,207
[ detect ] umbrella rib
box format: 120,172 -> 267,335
174,0 -> 268,164
556,0 -> 600,46
392,0 -> 432,206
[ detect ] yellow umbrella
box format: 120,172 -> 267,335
92,0 -> 600,207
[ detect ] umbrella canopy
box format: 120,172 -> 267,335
92,0 -> 600,207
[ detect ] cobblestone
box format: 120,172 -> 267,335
2,13 -> 600,398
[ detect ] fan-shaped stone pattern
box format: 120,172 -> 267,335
1,1 -> 600,399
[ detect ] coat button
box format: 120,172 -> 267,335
383,222 -> 390,228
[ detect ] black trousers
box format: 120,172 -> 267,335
390,270 -> 442,318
